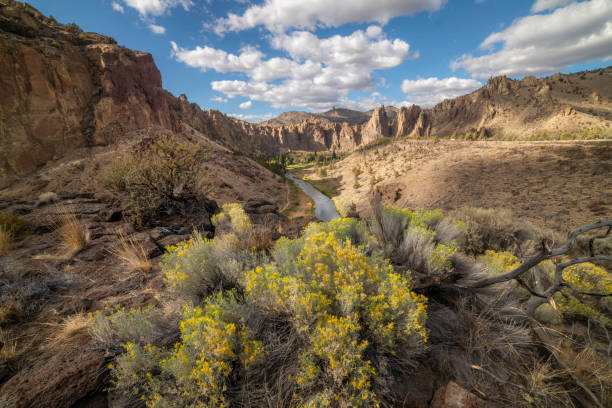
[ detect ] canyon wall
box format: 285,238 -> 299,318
1,1 -> 610,188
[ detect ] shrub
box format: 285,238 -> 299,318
107,205 -> 428,407
478,250 -> 521,276
452,207 -> 540,256
100,136 -> 205,226
162,203 -> 260,301
551,262 -> 612,327
211,203 -> 252,241
36,191 -> 58,206
90,306 -> 166,349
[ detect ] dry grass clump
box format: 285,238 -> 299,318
0,329 -> 18,362
0,298 -> 24,326
0,226 -> 11,256
565,346 -> 612,405
53,206 -> 89,253
521,357 -> 573,406
49,313 -> 91,346
110,232 -> 152,273
0,211 -> 30,255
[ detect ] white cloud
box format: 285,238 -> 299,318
239,100 -> 253,109
401,77 -> 482,107
112,2 -> 125,13
228,113 -> 276,123
452,0 -> 612,78
148,24 -> 166,34
214,0 -> 446,34
212,96 -> 228,103
172,27 -> 416,110
121,0 -> 193,17
531,0 -> 573,12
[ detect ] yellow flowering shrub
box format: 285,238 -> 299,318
245,231 -> 428,406
162,204 -> 261,301
212,203 -> 252,240
108,293 -> 264,408
478,250 -> 522,275
105,205 -> 429,407
552,262 -> 612,327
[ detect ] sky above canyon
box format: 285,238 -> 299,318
28,0 -> 612,122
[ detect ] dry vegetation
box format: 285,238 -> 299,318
52,206 -> 89,253
110,232 -> 152,273
88,202 -> 611,407
0,227 -> 10,256
324,139 -> 611,233
48,313 -> 91,347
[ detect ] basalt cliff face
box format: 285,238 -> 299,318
0,1 -> 387,187
0,1 -> 181,187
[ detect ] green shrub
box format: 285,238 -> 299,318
452,207 -> 540,256
551,262 -> 612,327
100,136 -> 205,226
106,206 -> 428,407
90,306 -> 165,348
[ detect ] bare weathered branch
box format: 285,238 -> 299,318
589,226 -> 611,257
463,220 -> 612,288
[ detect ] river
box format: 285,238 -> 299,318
286,172 -> 341,222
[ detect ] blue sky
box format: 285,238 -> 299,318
27,0 -> 612,122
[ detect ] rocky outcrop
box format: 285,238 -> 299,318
361,106 -> 389,144
0,1 -> 179,188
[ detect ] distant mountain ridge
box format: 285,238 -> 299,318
261,69 -> 611,139
263,107 -> 398,127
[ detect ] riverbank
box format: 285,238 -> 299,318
286,173 -> 340,222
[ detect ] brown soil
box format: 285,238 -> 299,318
320,139 -> 612,233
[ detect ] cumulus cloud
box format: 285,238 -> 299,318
121,0 -> 193,17
172,27 -> 416,110
212,96 -> 228,103
531,0 -> 573,12
228,113 -> 276,123
112,2 -> 125,13
401,77 -> 482,107
148,24 -> 166,34
214,0 -> 446,34
239,100 -> 253,109
452,0 -> 612,78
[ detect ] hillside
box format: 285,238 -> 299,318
1,0 -> 610,191
304,139 -> 611,233
263,106 -> 399,127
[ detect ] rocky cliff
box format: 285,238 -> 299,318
0,1 -> 182,187
1,1 -> 611,189
0,1 -> 387,188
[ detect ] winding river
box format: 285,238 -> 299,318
286,172 -> 341,222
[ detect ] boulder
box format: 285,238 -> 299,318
0,346 -> 106,408
430,381 -> 490,408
